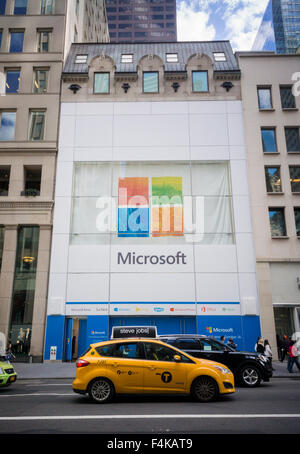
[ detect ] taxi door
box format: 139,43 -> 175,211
104,341 -> 144,393
142,342 -> 187,393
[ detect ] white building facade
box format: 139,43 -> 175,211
44,42 -> 260,361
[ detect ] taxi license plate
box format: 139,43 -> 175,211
9,376 -> 16,383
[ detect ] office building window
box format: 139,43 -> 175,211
94,73 -> 109,93
9,31 -> 24,52
258,87 -> 272,109
134,31 -> 146,38
41,0 -> 54,14
265,166 -> 282,193
143,72 -> 159,93
119,32 -> 132,38
119,23 -> 131,29
192,71 -> 209,92
261,128 -> 277,153
269,208 -> 287,237
6,70 -> 20,93
0,166 -> 10,196
14,0 -> 27,14
37,30 -> 51,52
280,86 -> 296,109
166,53 -> 178,62
289,166 -> 300,193
29,110 -> 45,141
121,54 -> 133,63
0,225 -> 4,271
75,54 -> 88,64
24,166 -> 41,196
33,69 -> 48,93
294,208 -> 300,237
0,111 -> 16,140
285,127 -> 300,153
213,52 -> 226,61
9,225 -> 40,358
0,0 -> 6,15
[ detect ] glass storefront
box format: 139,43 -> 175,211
273,306 -> 295,338
9,226 -> 40,359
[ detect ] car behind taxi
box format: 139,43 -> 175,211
0,360 -> 17,387
72,338 -> 235,403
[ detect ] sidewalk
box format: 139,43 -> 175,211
11,360 -> 300,380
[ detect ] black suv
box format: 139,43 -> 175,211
158,334 -> 273,387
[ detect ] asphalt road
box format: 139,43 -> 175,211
0,378 -> 300,435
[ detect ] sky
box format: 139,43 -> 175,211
177,0 -> 269,51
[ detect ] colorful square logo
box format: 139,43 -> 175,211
117,176 -> 183,238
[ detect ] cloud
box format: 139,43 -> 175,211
176,0 -> 269,50
177,0 -> 216,41
221,0 -> 270,50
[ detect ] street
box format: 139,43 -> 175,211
0,377 -> 300,435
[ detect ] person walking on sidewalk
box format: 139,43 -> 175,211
281,335 -> 289,362
276,335 -> 285,361
287,340 -> 300,373
264,339 -> 274,370
255,337 -> 265,354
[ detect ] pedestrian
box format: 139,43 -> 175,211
5,343 -> 15,363
281,335 -> 289,362
255,337 -> 265,354
287,341 -> 300,373
220,336 -> 225,343
264,339 -> 274,369
227,338 -> 237,350
276,334 -> 284,361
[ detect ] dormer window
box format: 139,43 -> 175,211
192,71 -> 209,93
121,54 -> 133,63
75,54 -> 88,64
213,52 -> 226,62
166,53 -> 178,63
143,71 -> 158,93
94,72 -> 110,94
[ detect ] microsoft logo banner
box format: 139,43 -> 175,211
118,176 -> 183,238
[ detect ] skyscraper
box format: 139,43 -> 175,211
252,0 -> 300,54
106,0 -> 177,43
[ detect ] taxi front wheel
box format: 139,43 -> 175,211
88,378 -> 114,403
191,376 -> 219,403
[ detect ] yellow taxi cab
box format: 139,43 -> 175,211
72,337 -> 235,403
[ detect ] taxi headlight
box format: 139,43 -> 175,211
0,368 -> 3,374
212,365 -> 231,375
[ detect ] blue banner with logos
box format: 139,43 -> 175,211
196,315 -> 261,352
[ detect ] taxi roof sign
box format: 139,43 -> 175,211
111,326 -> 157,339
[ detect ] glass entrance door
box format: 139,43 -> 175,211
273,307 -> 295,337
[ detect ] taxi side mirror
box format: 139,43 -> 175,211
173,355 -> 181,362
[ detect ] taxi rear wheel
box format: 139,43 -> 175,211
191,376 -> 219,403
88,378 -> 114,403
